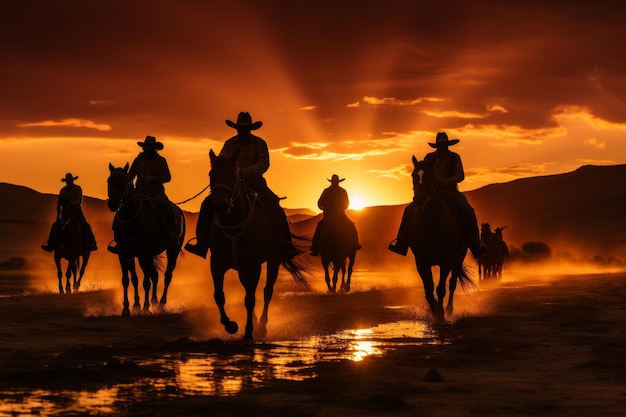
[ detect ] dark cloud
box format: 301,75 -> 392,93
2,0 -> 626,142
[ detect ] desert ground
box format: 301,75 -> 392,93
0,257 -> 624,417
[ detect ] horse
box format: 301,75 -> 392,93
317,215 -> 356,293
107,163 -> 186,316
51,205 -> 92,294
478,223 -> 509,280
206,149 -> 309,340
407,155 -> 474,321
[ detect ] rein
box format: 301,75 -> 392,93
109,170 -> 142,224
211,166 -> 257,266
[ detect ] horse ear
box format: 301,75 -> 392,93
109,163 -> 114,172
124,162 -> 129,172
412,155 -> 418,165
209,149 -> 217,163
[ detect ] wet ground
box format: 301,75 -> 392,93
1,266 -> 625,416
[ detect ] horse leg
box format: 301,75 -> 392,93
211,262 -> 238,336
339,264 -> 346,293
138,257 -> 155,311
331,263 -> 340,293
75,252 -> 90,292
120,255 -> 132,316
323,260 -> 334,292
239,263 -> 262,341
258,260 -> 280,339
416,262 -> 443,321
435,267 -> 451,317
344,254 -> 355,293
65,260 -> 74,294
55,255 -> 63,294
446,271 -> 459,316
160,247 -> 179,305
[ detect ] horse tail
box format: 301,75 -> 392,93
455,262 -> 477,291
281,257 -> 312,291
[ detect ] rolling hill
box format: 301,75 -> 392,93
1,164 -> 625,265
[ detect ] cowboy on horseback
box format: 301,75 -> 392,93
41,173 -> 97,252
185,112 -> 298,260
388,132 -> 485,259
107,135 -> 179,253
310,174 -> 361,256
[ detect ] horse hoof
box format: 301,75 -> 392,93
225,321 -> 239,334
121,308 -> 131,317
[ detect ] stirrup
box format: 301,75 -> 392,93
184,238 -> 208,259
107,240 -> 118,254
388,239 -> 408,256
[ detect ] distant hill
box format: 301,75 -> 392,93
2,164 -> 625,265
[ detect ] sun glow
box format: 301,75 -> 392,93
349,196 -> 368,210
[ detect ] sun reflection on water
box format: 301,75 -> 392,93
0,319 -> 441,414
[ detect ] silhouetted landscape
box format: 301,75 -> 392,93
2,164 -> 625,269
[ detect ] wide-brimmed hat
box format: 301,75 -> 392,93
327,174 -> 345,184
61,173 -> 78,182
428,132 -> 460,148
225,112 -> 263,130
137,135 -> 164,150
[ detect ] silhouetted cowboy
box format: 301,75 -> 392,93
185,112 -> 298,260
41,173 -> 97,252
310,174 -> 361,256
107,136 -> 178,253
389,132 -> 485,259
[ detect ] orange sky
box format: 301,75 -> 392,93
1,1 -> 626,212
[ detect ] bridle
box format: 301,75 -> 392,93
108,169 -> 142,224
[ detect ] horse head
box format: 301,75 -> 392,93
411,155 -> 434,204
107,162 -> 131,212
209,148 -> 241,215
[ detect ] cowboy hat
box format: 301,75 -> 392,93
225,112 -> 263,130
429,132 -> 460,148
61,173 -> 78,182
137,135 -> 164,150
327,174 -> 345,184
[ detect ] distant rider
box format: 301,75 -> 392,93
310,174 -> 361,256
41,173 -> 98,252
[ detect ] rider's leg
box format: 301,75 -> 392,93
41,221 -> 58,252
185,195 -> 213,258
388,202 -> 415,256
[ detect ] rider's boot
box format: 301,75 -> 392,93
185,237 -> 208,259
107,240 -> 119,254
388,238 -> 408,256
41,242 -> 53,252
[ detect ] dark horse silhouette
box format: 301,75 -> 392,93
407,155 -> 474,321
205,149 -> 309,340
478,223 -> 509,280
51,205 -> 92,294
107,163 -> 186,316
318,215 -> 356,293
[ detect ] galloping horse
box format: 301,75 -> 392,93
52,205 -> 92,294
206,149 -> 308,340
317,215 -> 356,293
407,155 -> 474,320
107,163 -> 186,316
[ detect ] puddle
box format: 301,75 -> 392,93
0,319 -> 443,415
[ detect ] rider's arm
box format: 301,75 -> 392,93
440,153 -> 465,188
242,138 -> 270,178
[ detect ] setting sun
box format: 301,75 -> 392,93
349,196 -> 368,210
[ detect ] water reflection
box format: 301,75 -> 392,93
0,319 -> 441,415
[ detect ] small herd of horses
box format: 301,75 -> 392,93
48,152 -> 509,340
